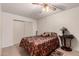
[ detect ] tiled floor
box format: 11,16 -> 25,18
2,44 -> 79,56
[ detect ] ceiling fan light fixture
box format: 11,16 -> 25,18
32,3 -> 57,12
42,5 -> 50,12
46,6 -> 50,12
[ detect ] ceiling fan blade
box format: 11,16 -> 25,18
32,3 -> 43,6
51,4 -> 65,10
48,5 -> 56,11
49,7 -> 56,11
32,3 -> 40,5
32,3 -> 47,6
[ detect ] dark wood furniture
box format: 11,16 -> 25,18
60,35 -> 74,51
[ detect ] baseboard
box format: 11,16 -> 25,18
2,42 -> 19,48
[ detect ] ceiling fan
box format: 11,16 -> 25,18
32,3 -> 57,12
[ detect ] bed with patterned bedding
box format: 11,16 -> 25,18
19,32 -> 60,56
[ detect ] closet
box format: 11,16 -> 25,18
13,20 -> 33,44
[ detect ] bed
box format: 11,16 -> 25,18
19,32 -> 60,56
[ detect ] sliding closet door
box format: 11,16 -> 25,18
13,20 -> 25,44
24,22 -> 33,37
13,20 -> 33,44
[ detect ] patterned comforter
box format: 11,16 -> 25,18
19,36 -> 59,56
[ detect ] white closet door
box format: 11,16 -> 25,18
24,22 -> 33,37
13,20 -> 25,44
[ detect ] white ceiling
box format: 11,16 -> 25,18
1,3 -> 79,19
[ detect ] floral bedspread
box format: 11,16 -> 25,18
19,36 -> 59,56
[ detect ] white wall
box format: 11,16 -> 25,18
37,7 -> 79,51
0,4 -> 2,55
2,12 -> 37,48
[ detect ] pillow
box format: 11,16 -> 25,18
41,32 -> 49,37
41,32 -> 57,37
51,32 -> 57,37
